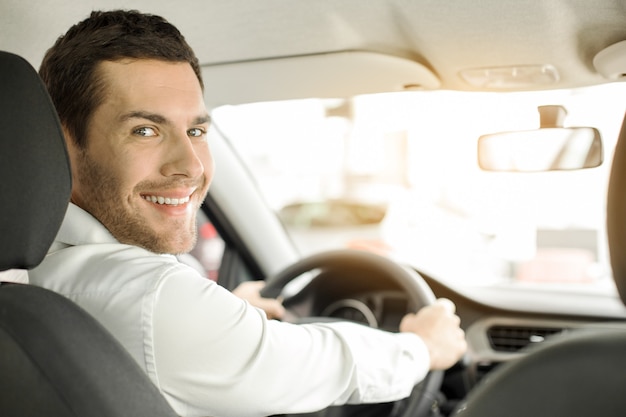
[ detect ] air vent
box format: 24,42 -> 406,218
487,325 -> 565,352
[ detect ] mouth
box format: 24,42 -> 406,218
141,194 -> 191,206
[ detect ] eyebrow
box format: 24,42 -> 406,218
120,111 -> 211,126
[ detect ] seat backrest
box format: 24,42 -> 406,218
0,50 -> 178,417
0,51 -> 70,270
608,114 -> 626,305
453,329 -> 626,416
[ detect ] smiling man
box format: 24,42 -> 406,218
67,59 -> 211,254
30,10 -> 466,417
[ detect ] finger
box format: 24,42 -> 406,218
249,280 -> 266,290
259,300 -> 285,319
436,298 -> 456,314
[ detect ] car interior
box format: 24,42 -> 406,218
2,1 -> 626,416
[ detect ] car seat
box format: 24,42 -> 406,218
454,113 -> 626,416
0,50 -> 178,417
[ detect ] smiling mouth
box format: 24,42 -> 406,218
142,194 -> 191,206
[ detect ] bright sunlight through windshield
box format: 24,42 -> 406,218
213,84 -> 626,295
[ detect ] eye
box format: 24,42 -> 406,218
187,127 -> 206,138
133,126 -> 158,137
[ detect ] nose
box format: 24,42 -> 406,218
160,132 -> 207,179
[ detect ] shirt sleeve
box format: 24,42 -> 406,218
149,269 -> 430,417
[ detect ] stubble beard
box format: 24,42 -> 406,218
73,150 -> 200,255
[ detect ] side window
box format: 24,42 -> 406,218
192,220 -> 225,282
179,207 -> 259,291
179,211 -> 225,282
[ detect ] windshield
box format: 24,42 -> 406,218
212,84 -> 626,295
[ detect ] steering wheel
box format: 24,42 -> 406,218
261,249 -> 444,417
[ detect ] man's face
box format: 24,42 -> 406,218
68,59 -> 213,254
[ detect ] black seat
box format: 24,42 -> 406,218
454,114 -> 626,416
0,51 -> 178,417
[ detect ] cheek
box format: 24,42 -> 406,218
197,143 -> 215,180
105,149 -> 156,192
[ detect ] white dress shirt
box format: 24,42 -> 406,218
0,269 -> 28,283
29,203 -> 430,417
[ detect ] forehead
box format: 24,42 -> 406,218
96,59 -> 205,112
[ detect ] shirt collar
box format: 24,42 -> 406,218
53,203 -> 118,248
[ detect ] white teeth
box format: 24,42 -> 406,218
143,195 -> 190,206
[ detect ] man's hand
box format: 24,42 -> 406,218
232,281 -> 286,320
399,298 -> 467,370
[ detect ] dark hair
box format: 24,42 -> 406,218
39,9 -> 203,148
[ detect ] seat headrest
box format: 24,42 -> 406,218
0,51 -> 71,271
607,113 -> 626,305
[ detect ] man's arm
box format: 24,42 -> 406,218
151,271 -> 435,417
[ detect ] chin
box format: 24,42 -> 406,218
161,231 -> 197,255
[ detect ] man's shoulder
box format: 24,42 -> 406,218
31,233 -> 201,295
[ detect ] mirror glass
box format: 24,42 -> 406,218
478,127 -> 603,172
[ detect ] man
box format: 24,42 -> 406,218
30,10 -> 466,417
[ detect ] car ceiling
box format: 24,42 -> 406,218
3,0 -> 626,105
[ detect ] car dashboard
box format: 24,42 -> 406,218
280,267 -> 626,415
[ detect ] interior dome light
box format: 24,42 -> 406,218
593,40 -> 626,79
459,64 -> 560,88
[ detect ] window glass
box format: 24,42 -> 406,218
184,211 -> 225,282
212,84 -> 626,295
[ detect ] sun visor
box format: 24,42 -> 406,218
201,51 -> 440,108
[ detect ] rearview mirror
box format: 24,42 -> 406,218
478,127 -> 603,172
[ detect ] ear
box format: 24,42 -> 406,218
60,125 -> 82,204
60,125 -> 75,147
60,125 -> 79,167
